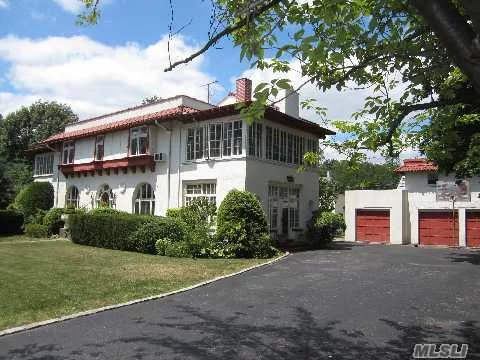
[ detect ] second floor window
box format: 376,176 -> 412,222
62,141 -> 75,164
130,126 -> 148,156
94,135 -> 104,161
34,152 -> 54,176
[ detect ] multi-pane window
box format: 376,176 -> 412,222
209,124 -> 222,158
280,131 -> 287,162
66,186 -> 79,208
96,184 -> 114,208
185,120 -> 242,161
248,122 -> 262,158
306,138 -> 318,153
272,128 -> 280,161
184,182 -> 216,206
34,153 -> 54,176
62,141 -> 75,164
130,126 -> 148,156
268,184 -> 301,232
133,183 -> 155,215
266,126 -> 273,160
94,135 -> 104,161
287,134 -> 293,164
233,121 -> 242,155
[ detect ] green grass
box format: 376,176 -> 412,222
0,237 -> 268,330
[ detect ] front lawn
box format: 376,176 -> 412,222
0,237 -> 268,330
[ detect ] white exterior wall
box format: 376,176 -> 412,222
344,190 -> 408,245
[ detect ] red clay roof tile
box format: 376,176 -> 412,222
394,158 -> 438,173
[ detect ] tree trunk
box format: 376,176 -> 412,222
410,0 -> 480,95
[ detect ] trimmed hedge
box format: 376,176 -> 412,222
14,182 -> 54,220
25,223 -> 49,238
69,212 -> 186,253
0,210 -> 24,235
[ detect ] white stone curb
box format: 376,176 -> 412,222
0,252 -> 289,338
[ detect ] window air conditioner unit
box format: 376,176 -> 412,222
154,153 -> 166,162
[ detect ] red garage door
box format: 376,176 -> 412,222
466,211 -> 480,248
419,211 -> 458,246
356,210 -> 390,243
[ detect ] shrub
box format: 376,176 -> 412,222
25,223 -> 49,238
89,207 -> 125,215
155,238 -> 171,256
69,212 -> 154,250
307,211 -> 346,248
14,182 -> 54,220
0,210 -> 24,235
215,189 -> 272,258
128,217 -> 187,254
27,209 -> 47,226
164,241 -> 192,258
43,208 -> 65,235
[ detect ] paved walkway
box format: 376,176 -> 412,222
1,243 -> 479,359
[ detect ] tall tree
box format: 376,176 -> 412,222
0,101 -> 78,208
79,0 -> 480,176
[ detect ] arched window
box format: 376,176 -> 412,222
96,184 -> 114,208
66,186 -> 80,208
133,183 -> 155,215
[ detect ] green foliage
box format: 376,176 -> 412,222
318,178 -> 337,213
0,160 -> 32,209
1,100 -> 77,160
216,189 -> 276,258
43,208 -> 65,235
164,241 -> 192,258
28,209 -> 47,226
88,207 -> 125,215
0,210 -> 24,235
322,160 -> 400,194
307,212 -> 346,248
14,182 -> 54,221
128,218 -> 187,254
25,223 -> 49,238
155,238 -> 170,256
69,212 -> 155,251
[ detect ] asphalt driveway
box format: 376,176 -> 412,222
1,243 -> 479,360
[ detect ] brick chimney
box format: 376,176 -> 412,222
235,78 -> 252,102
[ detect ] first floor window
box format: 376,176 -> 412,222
130,126 -> 148,156
133,183 -> 155,215
268,184 -> 301,232
62,141 -> 75,164
66,186 -> 80,208
184,182 -> 216,206
34,152 -> 54,176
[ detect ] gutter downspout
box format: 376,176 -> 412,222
154,120 -> 172,210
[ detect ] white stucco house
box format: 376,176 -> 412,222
345,158 -> 480,247
31,78 -> 334,241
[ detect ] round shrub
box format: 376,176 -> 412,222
164,241 -> 192,258
14,182 -> 54,220
128,217 -> 187,254
43,208 -> 65,235
25,223 -> 49,238
215,189 -> 270,258
155,238 -> 171,256
307,211 -> 346,248
0,210 -> 24,235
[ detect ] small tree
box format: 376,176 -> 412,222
13,182 -> 54,221
216,189 -> 275,258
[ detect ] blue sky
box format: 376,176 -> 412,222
0,0 -> 417,161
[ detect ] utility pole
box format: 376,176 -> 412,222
201,80 -> 218,104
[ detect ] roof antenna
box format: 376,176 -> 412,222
201,80 -> 218,104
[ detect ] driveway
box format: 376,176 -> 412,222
1,243 -> 479,360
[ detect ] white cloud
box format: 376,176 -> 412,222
0,0 -> 8,9
51,0 -> 83,13
0,35 -> 218,118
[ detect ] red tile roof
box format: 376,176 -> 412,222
40,103 -> 335,146
394,158 -> 438,173
42,106 -> 198,143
